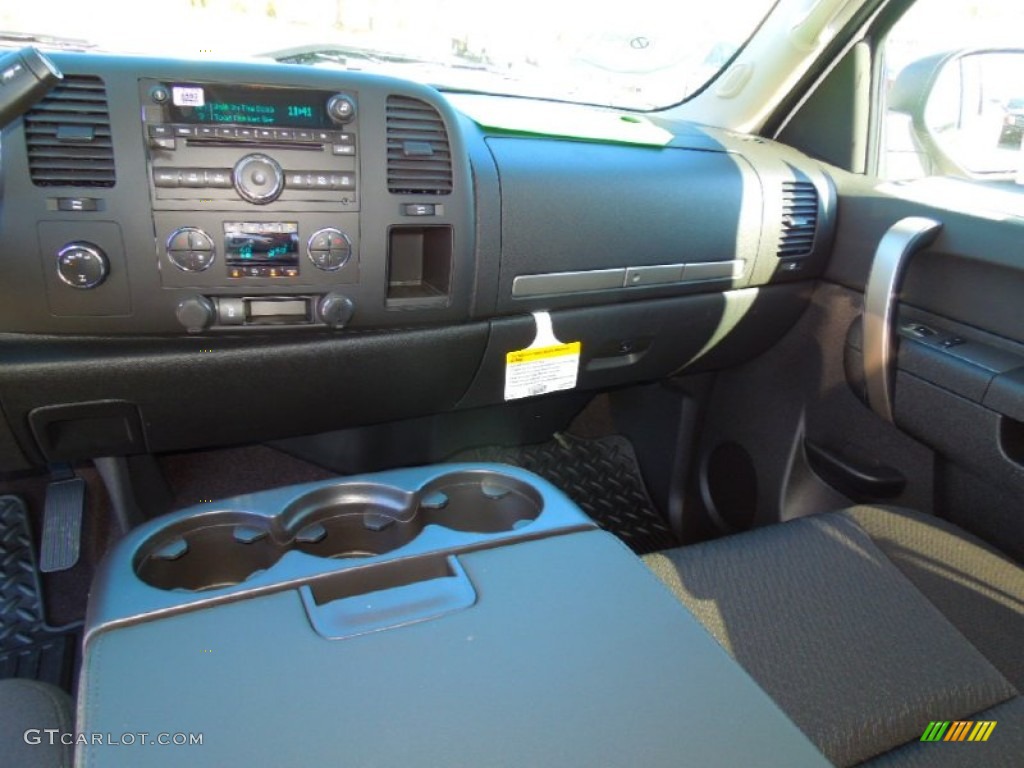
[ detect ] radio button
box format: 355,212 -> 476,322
198,126 -> 216,139
204,169 -> 233,188
330,173 -> 355,190
237,127 -> 255,140
148,125 -> 172,137
256,128 -> 275,140
153,168 -> 179,188
314,130 -> 332,142
285,172 -> 308,189
297,130 -> 314,142
174,125 -> 196,137
216,127 -> 236,139
180,169 -> 205,187
274,129 -> 295,141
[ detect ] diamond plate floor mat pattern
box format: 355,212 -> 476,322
0,496 -> 77,688
452,434 -> 679,555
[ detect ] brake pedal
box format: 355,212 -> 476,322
39,468 -> 86,573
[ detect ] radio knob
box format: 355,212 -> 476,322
233,153 -> 284,204
56,242 -> 108,289
326,94 -> 356,125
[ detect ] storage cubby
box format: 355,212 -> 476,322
386,225 -> 453,306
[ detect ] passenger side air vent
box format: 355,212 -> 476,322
25,75 -> 115,187
778,181 -> 818,258
386,96 -> 452,195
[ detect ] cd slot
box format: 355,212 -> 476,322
184,139 -> 325,151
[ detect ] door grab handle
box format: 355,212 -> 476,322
863,217 -> 942,422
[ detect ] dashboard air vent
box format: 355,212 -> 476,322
386,96 -> 452,195
25,75 -> 115,187
778,181 -> 818,258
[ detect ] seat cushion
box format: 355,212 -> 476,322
643,507 -> 1023,767
0,678 -> 74,768
842,505 -> 1024,691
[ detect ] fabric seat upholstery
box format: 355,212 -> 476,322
644,506 -> 1024,767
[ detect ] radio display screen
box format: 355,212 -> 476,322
224,223 -> 300,266
169,83 -> 333,128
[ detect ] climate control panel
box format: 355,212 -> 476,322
156,213 -> 359,290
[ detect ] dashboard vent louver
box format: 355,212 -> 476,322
386,95 -> 452,195
778,180 -> 818,258
25,75 -> 115,187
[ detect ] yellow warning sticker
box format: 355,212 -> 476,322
505,341 -> 581,401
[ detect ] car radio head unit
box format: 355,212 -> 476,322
167,83 -> 336,129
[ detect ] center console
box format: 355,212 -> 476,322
76,464 -> 828,767
141,79 -> 361,303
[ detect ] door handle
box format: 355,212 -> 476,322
863,217 -> 942,422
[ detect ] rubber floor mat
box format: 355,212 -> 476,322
0,496 -> 78,688
452,434 -> 679,555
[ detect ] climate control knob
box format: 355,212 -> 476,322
233,153 -> 284,204
318,293 -> 355,329
166,227 -> 216,272
307,227 -> 352,271
175,295 -> 216,333
56,242 -> 108,289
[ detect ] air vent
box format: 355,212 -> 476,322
25,75 -> 115,187
778,180 -> 819,258
386,96 -> 452,195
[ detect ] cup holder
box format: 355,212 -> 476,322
134,512 -> 279,592
134,470 -> 544,592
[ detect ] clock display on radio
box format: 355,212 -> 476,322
168,84 -> 337,128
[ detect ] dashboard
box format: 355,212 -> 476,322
0,53 -> 836,470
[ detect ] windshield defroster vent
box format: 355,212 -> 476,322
25,75 -> 115,188
386,96 -> 452,195
778,180 -> 818,258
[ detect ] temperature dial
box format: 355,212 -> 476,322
166,227 -> 216,272
307,228 -> 352,271
56,242 -> 108,289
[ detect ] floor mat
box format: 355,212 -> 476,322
452,434 -> 679,555
0,496 -> 78,688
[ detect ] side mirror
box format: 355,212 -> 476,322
886,48 -> 1024,180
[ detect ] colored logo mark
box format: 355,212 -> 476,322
920,721 -> 997,742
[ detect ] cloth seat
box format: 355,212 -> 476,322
644,506 -> 1024,767
0,678 -> 74,767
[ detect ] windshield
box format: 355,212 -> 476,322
0,0 -> 778,110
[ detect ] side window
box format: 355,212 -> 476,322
880,0 -> 1024,185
